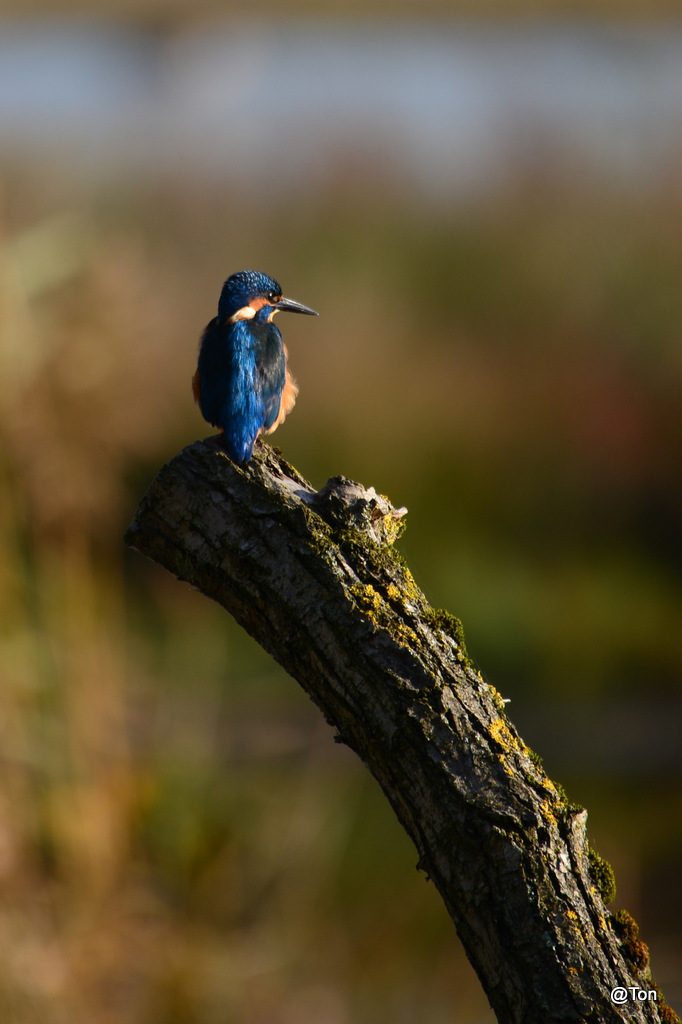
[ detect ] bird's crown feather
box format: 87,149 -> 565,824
218,270 -> 281,318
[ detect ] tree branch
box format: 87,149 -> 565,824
125,436 -> 674,1024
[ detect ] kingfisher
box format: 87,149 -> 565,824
192,270 -> 318,463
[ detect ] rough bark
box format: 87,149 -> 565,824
125,436 -> 673,1024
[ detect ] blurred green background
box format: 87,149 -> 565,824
0,5 -> 681,1022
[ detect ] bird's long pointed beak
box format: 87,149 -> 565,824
275,296 -> 319,316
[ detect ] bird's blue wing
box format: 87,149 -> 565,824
259,335 -> 287,432
196,317 -> 231,428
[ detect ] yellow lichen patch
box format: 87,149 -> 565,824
378,513 -> 405,546
489,718 -> 518,753
489,719 -> 522,776
565,909 -> 585,944
348,582 -> 424,651
399,567 -> 423,606
537,767 -> 562,797
349,583 -> 383,618
539,798 -> 559,828
489,718 -> 562,795
385,583 -> 401,602
393,623 -> 421,649
488,684 -> 507,713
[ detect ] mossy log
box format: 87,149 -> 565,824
125,436 -> 674,1024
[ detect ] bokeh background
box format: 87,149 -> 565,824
0,3 -> 681,1022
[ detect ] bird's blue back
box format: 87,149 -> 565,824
197,311 -> 286,463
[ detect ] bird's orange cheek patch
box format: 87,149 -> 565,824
229,295 -> 273,322
229,305 -> 257,323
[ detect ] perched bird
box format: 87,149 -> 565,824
193,270 -> 318,463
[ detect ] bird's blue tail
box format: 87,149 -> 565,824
221,394 -> 260,463
224,433 -> 256,463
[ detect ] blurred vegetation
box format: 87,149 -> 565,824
5,0 -> 682,23
0,156 -> 681,1022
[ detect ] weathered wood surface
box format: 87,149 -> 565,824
125,436 -> 671,1024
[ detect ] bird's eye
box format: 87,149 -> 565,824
268,290 -> 280,302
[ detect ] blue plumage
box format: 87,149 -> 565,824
193,271 -> 318,462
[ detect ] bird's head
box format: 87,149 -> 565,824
218,270 -> 318,323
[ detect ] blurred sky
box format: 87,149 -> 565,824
2,19 -> 682,197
